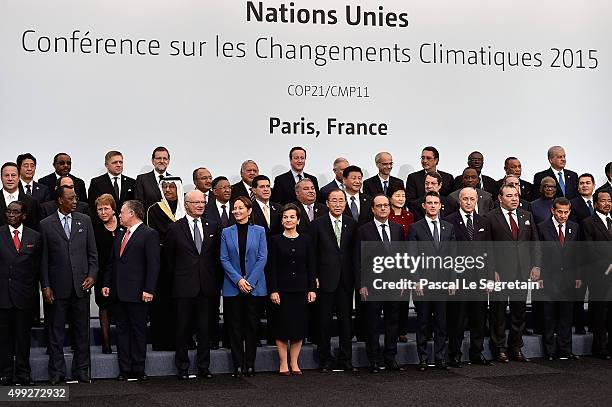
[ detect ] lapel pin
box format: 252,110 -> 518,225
568,229 -> 572,234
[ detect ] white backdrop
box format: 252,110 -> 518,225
1,0 -> 610,189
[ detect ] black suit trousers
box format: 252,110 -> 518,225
364,301 -> 399,364
114,301 -> 148,375
543,301 -> 573,356
447,300 -> 487,358
489,299 -> 526,354
589,300 -> 612,355
317,288 -> 353,366
175,295 -> 211,373
415,300 -> 447,362
224,295 -> 263,369
47,290 -> 90,379
0,308 -> 32,380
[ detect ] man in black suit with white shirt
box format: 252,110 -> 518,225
452,151 -> 498,195
204,176 -> 235,227
271,146 -> 319,205
405,146 -> 454,201
533,146 -> 579,200
17,153 -> 51,204
293,178 -> 328,235
135,146 -> 171,209
363,152 -> 404,197
38,153 -> 87,203
230,160 -> 259,202
342,165 -> 373,227
88,151 -> 136,210
318,157 -> 349,204
1,162 -> 39,231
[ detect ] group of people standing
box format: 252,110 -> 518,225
0,144 -> 611,385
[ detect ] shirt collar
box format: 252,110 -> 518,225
20,179 -> 33,188
551,167 -> 565,176
290,169 -> 302,180
128,221 -> 143,234
2,189 -> 18,199
329,212 -> 342,223
57,211 -> 72,222
255,199 -> 269,210
552,217 -> 564,229
595,210 -> 610,225
459,208 -> 474,222
108,173 -> 121,181
425,216 -> 440,225
9,224 -> 24,236
374,218 -> 389,228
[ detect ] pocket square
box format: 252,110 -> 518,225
26,244 -> 35,248
209,234 -> 214,237
78,229 -> 84,233
478,228 -> 485,232
524,220 -> 530,226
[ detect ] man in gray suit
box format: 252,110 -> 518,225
449,168 -> 494,215
40,186 -> 98,384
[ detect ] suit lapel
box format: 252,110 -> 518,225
0,227 -> 18,255
324,216 -> 340,251
494,210 -> 514,240
180,218 -> 198,253
52,215 -> 69,241
121,225 -> 144,255
593,216 -> 612,241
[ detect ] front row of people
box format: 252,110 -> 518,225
1,186 -> 611,384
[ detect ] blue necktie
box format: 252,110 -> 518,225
557,172 -> 566,196
587,200 -> 594,215
383,180 -> 388,195
350,196 -> 359,221
63,216 -> 71,239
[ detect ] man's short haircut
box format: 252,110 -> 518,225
240,160 -> 258,173
605,162 -> 612,181
425,171 -> 443,185
326,187 -> 345,201
547,145 -> 564,160
105,150 -> 123,163
342,165 -> 363,178
372,193 -> 390,203
424,191 -> 441,200
251,175 -> 270,189
540,176 -> 557,187
504,156 -> 519,167
16,153 -> 36,168
294,177 -> 314,192
53,153 -> 70,163
499,184 -> 519,197
54,175 -> 73,189
125,200 -> 145,220
422,146 -> 440,160
578,173 -> 595,184
192,167 -> 207,182
212,176 -> 229,189
56,185 -> 74,201
1,162 -> 18,174
333,157 -> 348,168
289,146 -> 306,159
8,200 -> 27,213
374,152 -> 391,164
151,146 -> 170,159
594,189 -> 612,204
552,197 -> 571,209
463,167 -> 478,175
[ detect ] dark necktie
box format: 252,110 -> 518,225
249,188 -> 255,201
587,200 -> 594,215
297,173 -> 303,182
607,217 -> 612,237
193,218 -> 202,254
350,196 -> 359,221
113,176 -> 120,198
380,223 -> 390,249
432,220 -> 440,249
508,211 -> 519,240
221,204 -> 229,227
25,184 -> 32,196
158,174 -> 164,183
383,180 -> 388,195
466,213 -> 474,241
558,224 -> 565,245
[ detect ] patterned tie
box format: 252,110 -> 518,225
119,229 -> 131,257
432,220 -> 440,249
508,211 -> 519,240
25,184 -> 32,196
193,219 -> 202,254
263,204 -> 270,227
350,196 -> 359,221
12,230 -> 20,252
334,219 -> 341,247
558,224 -> 565,246
307,204 -> 314,221
113,176 -> 120,198
557,172 -> 566,196
466,213 -> 474,241
63,215 -> 71,239
587,200 -> 594,215
383,180 -> 388,195
249,187 -> 255,202
297,173 -> 303,182
220,204 -> 229,227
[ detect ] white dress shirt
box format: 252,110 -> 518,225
185,214 -> 203,240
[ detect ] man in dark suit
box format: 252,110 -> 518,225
1,162 -> 39,230
444,187 -> 493,367
271,146 -> 320,205
537,197 -> 582,360
410,172 -> 458,221
39,176 -> 90,219
293,178 -> 328,235
0,201 -> 42,386
358,194 -> 405,373
204,176 -> 235,227
250,175 -> 282,237
40,186 -> 98,384
135,146 -> 171,209
193,167 -> 213,204
342,165 -> 373,226
363,152 -> 404,197
405,146 -> 454,201
498,157 -> 533,202
165,190 -> 220,379
318,157 -> 348,204
88,150 -> 136,210
230,160 -> 259,202
484,185 -> 541,363
17,153 -> 51,204
452,151 -> 497,195
594,162 -> 612,195
533,146 -> 579,200
581,190 -> 612,359
409,191 -> 456,371
38,153 -> 87,203
449,168 -> 495,215
531,177 -> 558,224
311,188 -> 358,372
103,200 -> 160,380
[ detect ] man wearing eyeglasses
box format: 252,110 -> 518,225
39,176 -> 90,220
0,162 -> 39,230
38,153 -> 88,203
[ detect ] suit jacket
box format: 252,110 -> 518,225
294,201 -> 329,235
165,217 -> 221,298
496,178 -> 533,202
203,198 -> 235,227
40,211 -> 98,299
0,225 -> 42,309
250,200 -> 282,237
267,234 -> 315,293
453,174 -> 498,196
407,217 -> 456,282
531,198 -> 555,225
318,179 -> 343,204
343,193 -> 374,226
230,181 -> 250,202
220,224 -> 268,297
448,188 -> 494,215
569,196 -> 593,224
135,170 -> 170,209
595,182 -> 612,195
581,213 -> 612,295
271,170 -> 320,205
410,195 -> 458,221
88,173 -> 136,210
483,207 -> 541,281
405,169 -> 454,201
40,200 -> 90,220
103,224 -> 160,303
38,173 -> 87,203
357,219 -> 405,290
537,218 -> 581,297
533,168 -> 579,200
18,181 -> 51,204
311,214 -> 358,293
444,211 -> 493,281
363,175 -> 404,197
0,190 -> 40,230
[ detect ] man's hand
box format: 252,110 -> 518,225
315,278 -> 320,289
359,287 -> 368,301
82,277 -> 95,291
42,287 -> 54,304
530,267 -> 541,281
415,283 -> 424,297
495,272 -> 501,283
575,280 -> 582,289
102,287 -> 110,297
142,292 -> 154,302
270,292 -> 280,305
307,291 -> 316,303
238,278 -> 252,294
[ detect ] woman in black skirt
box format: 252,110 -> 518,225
93,194 -> 119,354
267,203 -> 316,375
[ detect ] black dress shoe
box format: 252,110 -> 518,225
567,353 -> 581,360
574,327 -> 587,335
448,357 -> 462,368
495,352 -> 509,363
49,376 -> 64,385
102,347 -> 113,354
133,373 -> 148,381
177,371 -> 190,380
342,364 -> 358,372
74,375 -> 91,383
369,363 -> 380,373
116,373 -> 128,381
470,354 -> 493,366
199,371 -> 213,379
16,377 -> 35,386
232,367 -> 243,378
245,367 -> 255,377
436,361 -> 449,371
595,353 -> 610,360
0,376 -> 13,386
545,355 -> 556,362
510,351 -> 530,362
417,360 -> 428,372
384,360 -> 405,371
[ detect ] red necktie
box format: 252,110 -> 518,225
13,230 -> 20,252
508,211 -> 519,240
558,224 -> 565,246
119,229 -> 131,257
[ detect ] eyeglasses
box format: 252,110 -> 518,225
186,201 -> 206,205
374,204 -> 390,209
56,161 -> 71,165
5,209 -> 22,215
